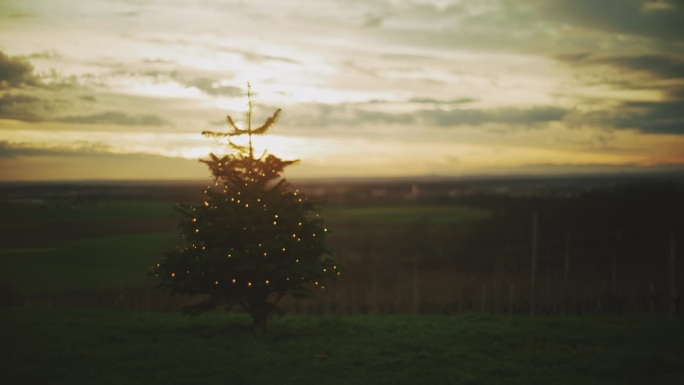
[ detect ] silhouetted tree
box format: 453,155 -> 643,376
153,85 -> 338,333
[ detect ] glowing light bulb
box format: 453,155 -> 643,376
232,278 -> 236,284
171,272 -> 176,277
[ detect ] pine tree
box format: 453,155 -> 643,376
153,84 -> 338,333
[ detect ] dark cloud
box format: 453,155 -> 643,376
288,103 -> 568,128
419,106 -> 569,127
558,53 -> 684,79
185,77 -> 243,97
0,93 -> 48,122
212,46 -> 300,65
56,111 -> 168,126
24,50 -> 60,60
408,97 -> 477,105
569,100 -> 684,134
354,109 -> 414,124
616,100 -> 684,134
0,51 -> 41,89
0,141 -> 112,158
541,0 -> 684,41
556,51 -> 684,134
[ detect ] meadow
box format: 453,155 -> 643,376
2,185 -> 684,384
0,198 -> 489,294
2,307 -> 683,385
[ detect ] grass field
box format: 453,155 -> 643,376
321,204 -> 491,225
0,199 -> 489,294
2,307 -> 683,385
0,232 -> 178,293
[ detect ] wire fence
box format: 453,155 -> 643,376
10,224 -> 681,317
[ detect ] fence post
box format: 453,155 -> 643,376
412,255 -> 420,313
480,283 -> 487,314
649,281 -> 656,315
509,283 -> 515,315
563,231 -> 571,314
670,231 -> 678,316
613,232 -> 620,296
530,214 -> 538,316
371,269 -> 378,314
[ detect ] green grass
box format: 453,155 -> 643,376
321,204 -> 491,225
0,232 -> 178,293
0,200 -> 178,226
2,308 -> 683,385
1,201 -> 489,294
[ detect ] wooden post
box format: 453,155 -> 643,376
563,231 -> 571,314
480,283 -> 487,314
530,214 -> 538,316
412,255 -> 420,313
670,231 -> 677,315
394,269 -> 402,313
612,232 -> 620,296
509,283 -> 515,315
371,270 -> 378,314
649,281 -> 656,315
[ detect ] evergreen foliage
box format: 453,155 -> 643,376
153,85 -> 338,333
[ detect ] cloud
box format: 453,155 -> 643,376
0,141 -> 111,158
558,53 -> 684,79
0,93 -> 49,122
556,52 -> 684,134
408,97 -> 477,105
56,111 -> 169,126
541,0 -> 684,41
0,142 -> 205,181
567,99 -> 684,135
0,51 -> 41,89
419,106 -> 569,127
184,77 -> 243,97
285,103 -> 569,129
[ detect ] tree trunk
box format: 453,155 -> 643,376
252,313 -> 267,335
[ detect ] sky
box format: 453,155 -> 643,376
1,0 -> 684,181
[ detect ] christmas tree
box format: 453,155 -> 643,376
153,84 -> 338,333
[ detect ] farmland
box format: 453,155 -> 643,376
1,179 -> 684,384
1,178 -> 683,315
0,193 -> 490,295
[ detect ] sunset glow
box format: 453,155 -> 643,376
1,0 -> 683,180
